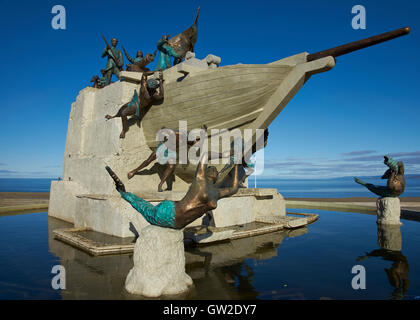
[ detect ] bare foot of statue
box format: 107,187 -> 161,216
119,132 -> 126,139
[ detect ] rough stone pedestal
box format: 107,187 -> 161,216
376,197 -> 402,226
125,225 -> 193,297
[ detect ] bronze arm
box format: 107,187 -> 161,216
218,165 -> 239,199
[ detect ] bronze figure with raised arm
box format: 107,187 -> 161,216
354,155 -> 405,197
105,152 -> 240,229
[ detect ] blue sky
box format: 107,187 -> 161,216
0,0 -> 419,179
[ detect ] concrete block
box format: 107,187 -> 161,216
49,180 -> 86,223
377,197 -> 402,225
125,225 -> 193,297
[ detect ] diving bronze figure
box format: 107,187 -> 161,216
106,152 -> 240,229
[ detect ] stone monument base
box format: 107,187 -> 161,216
49,186 -> 286,238
125,225 -> 193,297
376,197 -> 402,226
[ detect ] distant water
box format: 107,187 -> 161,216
255,176 -> 420,198
0,177 -> 419,198
0,179 -> 54,193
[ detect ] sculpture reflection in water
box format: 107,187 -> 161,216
48,215 -> 307,299
357,223 -> 409,300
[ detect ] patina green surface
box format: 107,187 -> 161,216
120,191 -> 176,228
101,39 -> 124,84
156,36 -> 181,70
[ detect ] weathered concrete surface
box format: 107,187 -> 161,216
49,79 -> 190,228
377,197 -> 402,225
125,225 -> 193,297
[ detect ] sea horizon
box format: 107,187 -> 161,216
1,176 -> 419,198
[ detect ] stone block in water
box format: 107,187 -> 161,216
376,197 -> 402,226
125,225 -> 193,297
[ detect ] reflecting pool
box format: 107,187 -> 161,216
1,209 -> 419,300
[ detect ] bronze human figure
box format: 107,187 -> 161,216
123,47 -> 143,64
155,7 -> 200,69
123,47 -> 157,72
105,152 -> 239,229
215,129 -> 269,188
105,71 -> 164,138
354,156 -> 405,197
101,36 -> 124,85
90,75 -> 106,89
127,126 -> 207,192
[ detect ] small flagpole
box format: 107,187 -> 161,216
254,158 -> 257,188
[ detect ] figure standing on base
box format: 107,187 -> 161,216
105,152 -> 240,229
154,5 -> 200,70
101,36 -> 124,85
156,35 -> 182,70
105,71 -> 164,138
354,156 -> 405,197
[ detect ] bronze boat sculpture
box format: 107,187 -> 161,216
122,27 -> 410,182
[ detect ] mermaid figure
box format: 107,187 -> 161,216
354,155 -> 405,197
105,152 -> 240,229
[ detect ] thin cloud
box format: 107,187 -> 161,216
261,151 -> 420,179
344,155 -> 384,162
342,150 -> 376,157
389,151 -> 420,158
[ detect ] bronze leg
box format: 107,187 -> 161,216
105,103 -> 128,120
127,152 -> 157,179
158,164 -> 175,192
120,116 -> 128,138
119,105 -> 136,139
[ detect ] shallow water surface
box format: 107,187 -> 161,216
1,209 -> 419,300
